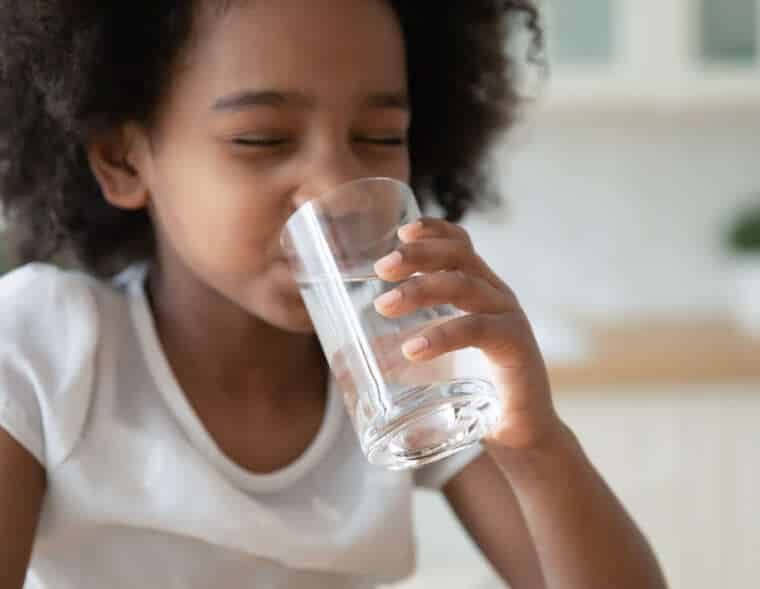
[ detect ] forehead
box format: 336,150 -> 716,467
179,0 -> 407,108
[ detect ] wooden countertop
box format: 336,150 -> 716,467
547,317 -> 760,392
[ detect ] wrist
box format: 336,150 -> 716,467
484,420 -> 585,484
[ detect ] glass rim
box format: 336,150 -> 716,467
280,176 -> 413,245
287,175 -> 410,216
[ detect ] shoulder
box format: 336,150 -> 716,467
0,263 -> 102,360
0,263 -> 103,468
0,260 -> 100,314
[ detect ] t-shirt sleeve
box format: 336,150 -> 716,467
414,346 -> 495,490
0,263 -> 97,469
0,356 -> 45,464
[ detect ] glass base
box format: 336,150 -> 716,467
363,379 -> 501,470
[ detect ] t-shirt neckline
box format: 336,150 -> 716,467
124,262 -> 344,494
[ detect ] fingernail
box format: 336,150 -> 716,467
399,221 -> 423,235
375,289 -> 402,308
375,251 -> 403,273
403,336 -> 430,357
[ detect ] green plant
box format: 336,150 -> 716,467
727,203 -> 760,255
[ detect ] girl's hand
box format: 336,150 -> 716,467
373,217 -> 562,450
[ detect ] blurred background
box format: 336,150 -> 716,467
1,1 -> 759,588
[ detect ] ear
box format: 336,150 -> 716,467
87,124 -> 151,211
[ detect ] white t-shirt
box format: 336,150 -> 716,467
0,263 -> 482,589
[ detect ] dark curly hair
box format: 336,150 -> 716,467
0,1 -> 542,277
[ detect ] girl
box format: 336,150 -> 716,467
0,1 -> 667,588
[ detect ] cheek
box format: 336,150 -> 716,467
375,151 -> 411,186
152,157 -> 285,273
398,152 -> 411,183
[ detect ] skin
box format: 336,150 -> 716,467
0,0 -> 668,587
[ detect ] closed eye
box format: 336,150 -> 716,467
233,137 -> 290,147
355,136 -> 407,146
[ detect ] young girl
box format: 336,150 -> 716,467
0,1 -> 667,588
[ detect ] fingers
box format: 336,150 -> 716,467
370,216 -> 529,367
397,311 -> 532,364
374,270 -> 518,316
374,238 -> 483,280
379,218 -> 508,292
398,217 -> 474,246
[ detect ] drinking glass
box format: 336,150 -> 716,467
281,177 -> 501,469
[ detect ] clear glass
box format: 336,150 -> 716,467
698,0 -> 757,64
548,0 -> 614,65
281,178 -> 501,469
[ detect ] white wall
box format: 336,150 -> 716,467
463,112 -> 760,322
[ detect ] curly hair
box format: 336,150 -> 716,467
0,1 -> 542,277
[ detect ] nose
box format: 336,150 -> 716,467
291,146 -> 367,209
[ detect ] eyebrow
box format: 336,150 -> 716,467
211,90 -> 410,112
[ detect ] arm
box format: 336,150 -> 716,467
0,429 -> 46,589
372,217 -> 668,589
446,432 -> 667,589
487,427 -> 666,589
444,453 -> 547,588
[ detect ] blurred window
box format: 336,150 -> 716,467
699,0 -> 757,63
548,0 -> 615,65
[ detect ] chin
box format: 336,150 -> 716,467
260,268 -> 316,332
276,315 -> 316,334
267,296 -> 316,334
283,301 -> 316,331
